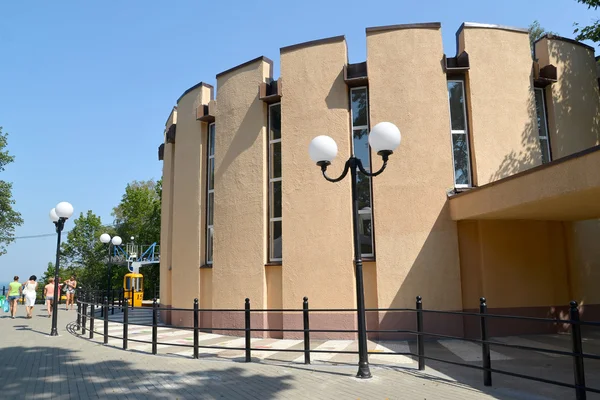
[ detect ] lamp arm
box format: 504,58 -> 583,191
321,160 -> 351,183
356,153 -> 389,177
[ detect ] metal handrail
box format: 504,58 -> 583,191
74,292 -> 600,398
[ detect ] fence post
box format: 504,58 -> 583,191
76,297 -> 82,330
570,301 -> 587,400
416,296 -> 425,371
193,298 -> 199,359
480,297 -> 491,386
131,287 -> 134,309
152,298 -> 158,355
111,289 -> 115,315
123,298 -> 129,350
89,296 -> 95,340
103,296 -> 109,345
82,292 -> 87,335
120,288 -> 124,313
245,298 -> 251,362
303,297 -> 310,364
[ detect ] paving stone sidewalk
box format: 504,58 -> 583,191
1,306 -> 598,399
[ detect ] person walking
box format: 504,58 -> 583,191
43,277 -> 56,318
22,275 -> 38,319
7,276 -> 22,319
64,275 -> 77,311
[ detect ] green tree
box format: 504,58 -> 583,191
60,210 -> 113,290
0,127 -> 23,255
574,0 -> 600,44
41,261 -> 74,285
112,179 -> 161,299
112,180 -> 161,245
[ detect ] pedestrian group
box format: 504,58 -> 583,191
4,275 -> 77,319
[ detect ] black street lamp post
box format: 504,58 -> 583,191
309,122 -> 401,379
100,233 -> 122,317
49,202 -> 74,336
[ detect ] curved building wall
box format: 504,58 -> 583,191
366,24 -> 463,336
280,36 -> 357,337
157,21 -> 600,339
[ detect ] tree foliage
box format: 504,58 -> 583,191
47,179 -> 162,298
574,0 -> 600,44
112,179 -> 161,245
59,210 -> 114,290
112,179 -> 162,298
0,127 -> 23,255
41,261 -> 73,285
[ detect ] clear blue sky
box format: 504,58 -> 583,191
0,0 -> 596,285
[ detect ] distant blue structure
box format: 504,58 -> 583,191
112,242 -> 160,273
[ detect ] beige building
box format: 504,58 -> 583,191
157,22 -> 600,339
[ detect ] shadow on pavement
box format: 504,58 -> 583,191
0,345 -> 293,399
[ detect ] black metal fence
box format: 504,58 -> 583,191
75,293 -> 600,399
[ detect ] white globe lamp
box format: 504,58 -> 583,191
369,122 -> 401,155
49,208 -> 59,223
309,135 -> 338,165
100,233 -> 111,244
112,236 -> 122,246
55,202 -> 74,219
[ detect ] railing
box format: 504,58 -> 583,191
74,293 -> 600,399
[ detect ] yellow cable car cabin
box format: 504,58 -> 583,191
123,273 -> 144,307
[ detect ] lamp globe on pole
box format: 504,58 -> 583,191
55,202 -> 74,219
368,122 -> 401,156
49,201 -> 73,336
49,208 -> 59,223
100,233 -> 111,244
308,135 -> 338,166
307,121 -> 401,380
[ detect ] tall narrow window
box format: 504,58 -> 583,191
534,88 -> 551,164
447,80 -> 472,188
350,87 -> 374,258
268,103 -> 282,262
206,123 -> 215,265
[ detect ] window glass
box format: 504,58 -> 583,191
269,104 -> 282,262
271,142 -> 281,179
353,129 -> 370,171
209,124 -> 216,156
358,212 -> 373,255
271,221 -> 282,260
534,88 -> 551,164
350,88 -> 373,257
448,81 -> 466,131
206,227 -> 213,264
351,88 -> 368,127
452,134 -> 469,186
206,123 -> 215,264
272,181 -> 282,219
207,192 -> 214,226
270,104 -> 281,140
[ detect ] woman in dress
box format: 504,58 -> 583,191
43,277 -> 56,318
64,275 -> 77,311
7,276 -> 22,319
22,275 -> 38,319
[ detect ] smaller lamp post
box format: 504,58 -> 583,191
100,233 -> 122,316
308,122 -> 401,379
49,201 -> 74,336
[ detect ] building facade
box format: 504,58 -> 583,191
157,22 -> 600,339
